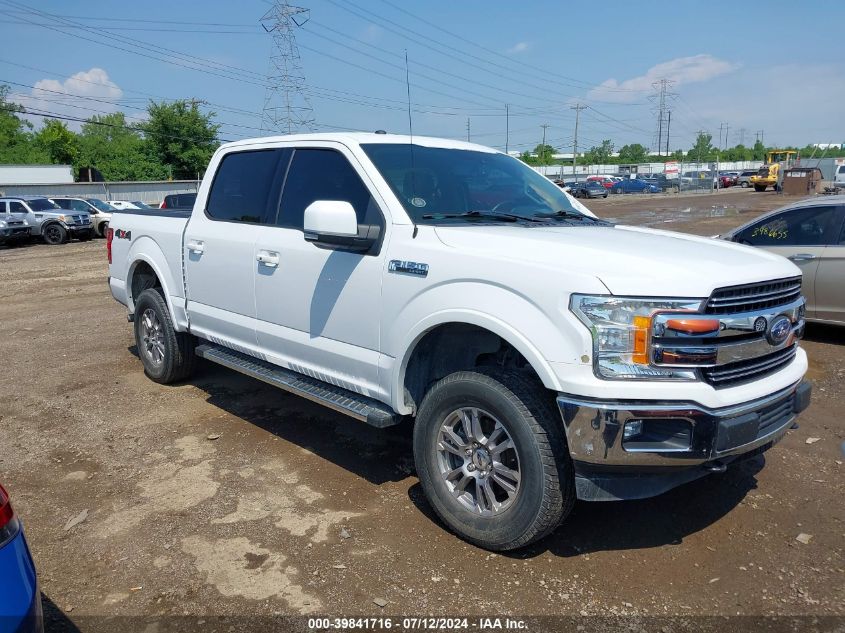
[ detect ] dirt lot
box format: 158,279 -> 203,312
1,188 -> 843,630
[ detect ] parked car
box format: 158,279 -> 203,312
717,174 -> 734,189
51,197 -> 115,237
107,200 -> 141,211
0,214 -> 31,246
586,175 -> 614,189
107,133 -> 810,551
833,164 -> 845,191
0,483 -> 43,633
719,195 -> 845,325
610,178 -> 661,194
737,170 -> 758,188
160,193 -> 197,210
571,181 -> 608,199
0,196 -> 93,244
641,174 -> 680,193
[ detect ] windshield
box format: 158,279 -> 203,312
360,143 -> 582,224
27,198 -> 59,211
87,199 -> 116,211
131,201 -> 152,208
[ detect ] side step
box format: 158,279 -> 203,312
195,343 -> 400,428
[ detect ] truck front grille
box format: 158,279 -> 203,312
702,345 -> 797,387
706,277 -> 802,314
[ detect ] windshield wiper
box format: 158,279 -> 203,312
532,209 -> 600,222
421,210 -> 546,223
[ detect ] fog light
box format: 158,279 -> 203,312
623,420 -> 643,440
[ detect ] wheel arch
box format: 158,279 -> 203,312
125,248 -> 184,331
395,313 -> 562,416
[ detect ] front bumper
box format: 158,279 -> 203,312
65,222 -> 93,233
558,380 -> 811,500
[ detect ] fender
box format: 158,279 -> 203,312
385,284 -> 582,415
126,237 -> 187,331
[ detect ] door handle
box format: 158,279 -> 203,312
788,253 -> 816,262
186,239 -> 204,254
256,250 -> 280,267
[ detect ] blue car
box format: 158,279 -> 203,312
0,483 -> 42,633
610,178 -> 661,194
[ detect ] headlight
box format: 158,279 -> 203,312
570,294 -> 703,380
58,215 -> 69,222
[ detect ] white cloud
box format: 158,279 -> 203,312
15,68 -> 124,130
506,42 -> 530,54
587,54 -> 738,103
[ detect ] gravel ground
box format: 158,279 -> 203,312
0,188 -> 842,631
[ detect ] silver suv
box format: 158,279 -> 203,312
50,197 -> 114,237
0,196 -> 93,244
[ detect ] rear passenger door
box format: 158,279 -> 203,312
253,145 -> 389,401
184,148 -> 290,352
735,205 -> 841,319
813,207 -> 845,324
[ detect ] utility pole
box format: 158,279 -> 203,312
260,0 -> 315,133
540,123 -> 550,165
718,123 -> 724,152
504,104 -> 509,154
570,104 -> 587,179
738,127 -> 747,145
724,123 -> 730,150
466,117 -> 470,142
756,130 -> 765,145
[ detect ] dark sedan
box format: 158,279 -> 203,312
571,181 -> 608,199
610,178 -> 661,194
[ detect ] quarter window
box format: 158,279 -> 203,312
206,149 -> 289,223
277,149 -> 377,230
738,206 -> 838,246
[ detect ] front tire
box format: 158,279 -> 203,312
133,288 -> 196,384
42,223 -> 68,245
754,184 -> 766,192
99,221 -> 109,237
413,368 -> 574,551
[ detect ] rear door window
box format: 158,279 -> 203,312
206,149 -> 290,223
738,206 -> 839,246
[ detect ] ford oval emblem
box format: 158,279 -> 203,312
767,316 -> 792,346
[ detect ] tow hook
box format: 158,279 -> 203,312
704,460 -> 727,473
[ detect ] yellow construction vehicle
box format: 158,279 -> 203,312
750,150 -> 798,191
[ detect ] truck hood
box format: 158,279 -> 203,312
433,223 -> 800,297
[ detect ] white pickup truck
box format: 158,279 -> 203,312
108,133 -> 811,551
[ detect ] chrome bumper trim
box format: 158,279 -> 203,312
557,380 -> 809,467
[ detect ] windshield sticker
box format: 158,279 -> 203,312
410,197 -> 427,208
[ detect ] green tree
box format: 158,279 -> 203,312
690,133 -> 714,162
143,100 -> 220,180
34,119 -> 78,165
617,143 -> 648,163
77,112 -> 167,181
722,144 -> 751,161
583,139 -> 613,165
0,84 -> 49,164
751,139 -> 767,161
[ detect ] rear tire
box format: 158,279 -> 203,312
754,184 -> 766,192
42,223 -> 67,245
133,288 -> 196,384
413,368 -> 574,551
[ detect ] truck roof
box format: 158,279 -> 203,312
217,132 -> 499,154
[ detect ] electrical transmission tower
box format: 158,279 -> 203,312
650,78 -> 675,156
260,0 -> 315,134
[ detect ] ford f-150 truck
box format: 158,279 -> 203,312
107,133 -> 811,551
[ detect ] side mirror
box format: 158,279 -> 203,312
303,200 -> 376,253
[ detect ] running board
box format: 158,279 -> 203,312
194,343 -> 400,428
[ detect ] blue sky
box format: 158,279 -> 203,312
2,0 -> 843,153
